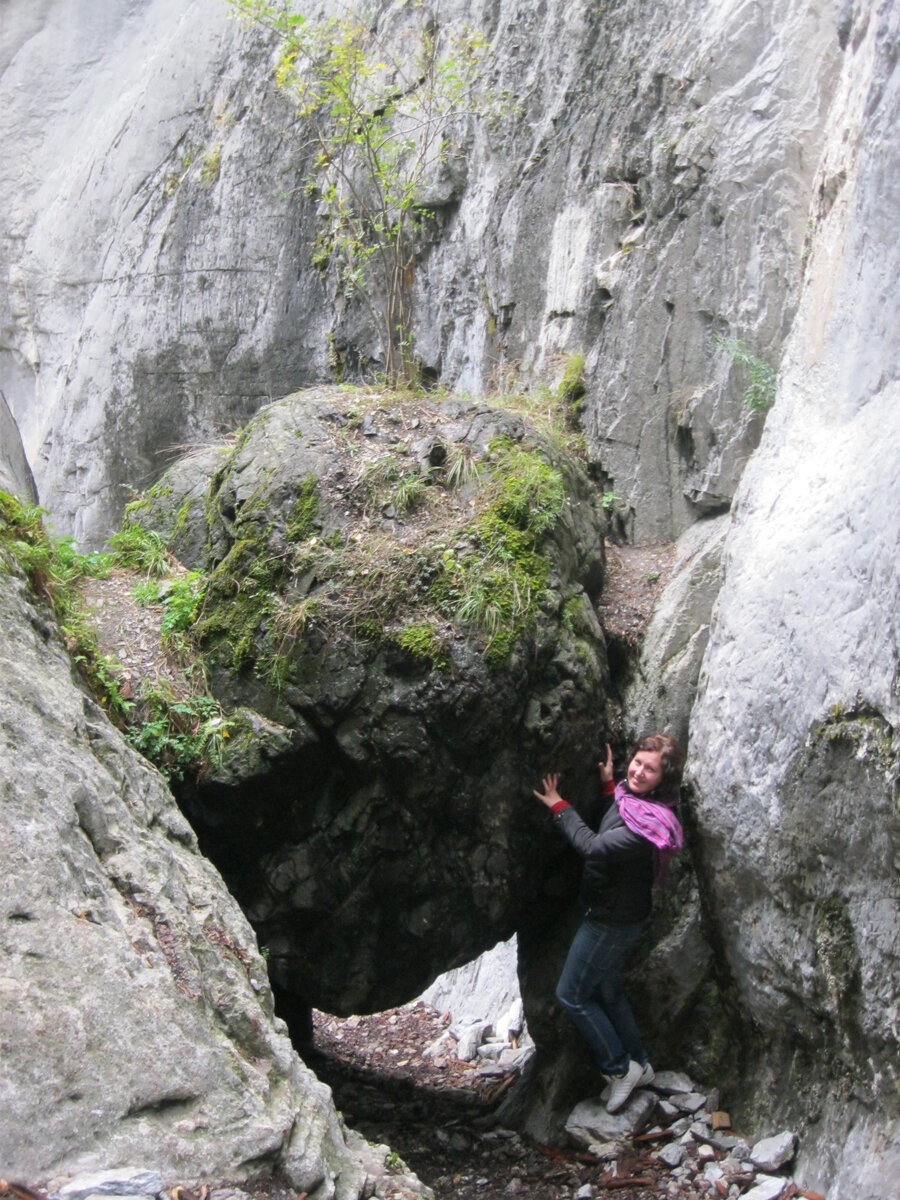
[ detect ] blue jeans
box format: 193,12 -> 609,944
555,916 -> 647,1076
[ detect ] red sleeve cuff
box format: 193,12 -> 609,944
601,779 -> 616,796
551,800 -> 570,815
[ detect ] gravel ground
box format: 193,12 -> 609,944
306,1004 -> 668,1200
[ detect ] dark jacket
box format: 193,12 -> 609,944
553,784 -> 654,926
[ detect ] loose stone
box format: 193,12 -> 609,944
750,1131 -> 797,1172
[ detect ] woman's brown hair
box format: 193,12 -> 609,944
632,733 -> 683,794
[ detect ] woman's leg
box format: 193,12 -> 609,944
555,918 -> 646,1076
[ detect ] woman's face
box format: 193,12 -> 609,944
627,750 -> 664,795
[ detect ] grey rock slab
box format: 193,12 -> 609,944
0,392 -> 37,503
687,5 -> 900,1193
656,1143 -> 685,1169
672,1092 -> 708,1113
650,1071 -> 698,1095
453,1022 -> 490,1062
2,0 -> 842,546
0,567 -> 402,1198
565,1090 -> 657,1147
55,1173 -> 164,1200
750,1132 -> 797,1172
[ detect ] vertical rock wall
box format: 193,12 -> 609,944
1,0 -> 841,544
687,2 -> 900,1193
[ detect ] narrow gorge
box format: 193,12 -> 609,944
1,2 -> 897,1198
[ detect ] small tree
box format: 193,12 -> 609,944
231,0 -> 491,386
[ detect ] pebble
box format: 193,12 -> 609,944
657,1143 -> 685,1168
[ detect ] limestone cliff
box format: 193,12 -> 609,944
688,1 -> 900,1192
1,0 -> 839,545
1,0 -> 898,1195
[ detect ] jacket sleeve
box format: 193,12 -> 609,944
553,805 -> 649,862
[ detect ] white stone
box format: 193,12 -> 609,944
650,1070 -> 698,1095
565,1091 -> 657,1148
742,1176 -> 790,1200
657,1143 -> 685,1169
673,1092 -> 708,1113
750,1131 -> 797,1172
452,1021 -> 488,1062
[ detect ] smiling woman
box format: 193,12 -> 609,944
532,734 -> 683,1115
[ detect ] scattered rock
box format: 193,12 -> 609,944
743,1175 -> 789,1200
750,1131 -> 797,1172
649,1071 -> 697,1094
656,1144 -> 684,1168
565,1092 -> 657,1148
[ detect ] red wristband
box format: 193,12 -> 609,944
551,800 -> 570,815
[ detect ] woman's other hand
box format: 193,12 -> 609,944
598,743 -> 614,783
533,773 -> 563,809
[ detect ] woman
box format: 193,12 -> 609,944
533,734 -> 683,1113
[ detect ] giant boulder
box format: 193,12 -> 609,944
130,388 -> 612,1020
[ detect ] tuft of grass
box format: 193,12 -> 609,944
108,521 -> 170,577
443,444 -> 481,489
0,492 -> 134,724
716,335 -> 777,412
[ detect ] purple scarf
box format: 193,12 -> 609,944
615,782 -> 683,886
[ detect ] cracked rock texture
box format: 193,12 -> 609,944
688,2 -> 900,1194
133,389 -> 612,1018
2,0 -> 840,545
1,0 -> 899,1195
0,563 -> 418,1198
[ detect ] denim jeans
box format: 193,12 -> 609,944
555,916 -> 647,1076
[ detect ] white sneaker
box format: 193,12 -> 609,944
606,1058 -> 644,1113
601,1060 -> 653,1102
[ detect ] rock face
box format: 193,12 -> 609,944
1,0 -> 841,544
2,0 -> 898,1194
131,388 -> 611,1018
0,392 -> 37,502
623,514 -> 729,749
687,2 -> 900,1193
0,559 -> 406,1197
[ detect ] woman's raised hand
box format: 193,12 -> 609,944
598,743 -> 614,782
533,773 -> 563,809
